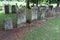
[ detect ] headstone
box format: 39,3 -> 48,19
17,8 -> 26,28
31,7 -> 38,21
40,6 -> 46,19
56,7 -> 60,15
46,7 -> 52,17
12,5 -> 16,13
4,5 -> 9,14
52,8 -> 56,16
4,18 -> 13,30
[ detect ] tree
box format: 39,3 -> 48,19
56,0 -> 60,7
46,0 -> 60,7
30,0 -> 36,6
30,0 -> 43,7
26,0 -> 30,9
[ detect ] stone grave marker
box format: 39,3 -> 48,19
40,6 -> 46,19
12,5 -> 16,13
4,5 -> 9,14
56,7 -> 60,15
4,18 -> 13,30
46,7 -> 52,17
52,8 -> 56,16
31,7 -> 38,21
17,8 -> 26,28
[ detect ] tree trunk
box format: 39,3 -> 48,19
26,0 -> 30,9
33,3 -> 34,6
36,0 -> 38,7
57,2 -> 59,7
57,0 -> 59,7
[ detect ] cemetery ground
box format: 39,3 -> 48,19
0,2 -> 60,40
0,15 -> 60,40
0,9 -> 60,40
20,17 -> 60,40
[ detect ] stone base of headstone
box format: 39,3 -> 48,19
41,13 -> 46,19
17,15 -> 26,28
17,23 -> 26,28
31,15 -> 37,21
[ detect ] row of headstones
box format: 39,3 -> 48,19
4,5 -> 16,14
4,6 -> 60,30
40,6 -> 60,19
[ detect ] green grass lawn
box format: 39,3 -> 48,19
20,17 -> 60,40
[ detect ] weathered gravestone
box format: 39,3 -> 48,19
4,18 -> 13,30
12,5 -> 16,13
46,7 -> 53,17
52,8 -> 56,16
56,7 -> 60,16
17,8 -> 26,28
4,5 -> 9,14
40,6 -> 46,19
31,7 -> 38,21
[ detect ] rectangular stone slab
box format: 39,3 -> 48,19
31,7 -> 38,21
40,7 -> 46,19
17,8 -> 26,28
46,7 -> 52,17
4,5 -> 9,14
4,18 -> 13,30
12,5 -> 16,13
52,8 -> 56,16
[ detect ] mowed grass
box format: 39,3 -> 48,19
21,17 -> 60,40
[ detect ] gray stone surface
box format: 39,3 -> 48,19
4,18 -> 13,30
52,8 -> 56,16
31,7 -> 38,21
40,7 -> 46,19
17,8 -> 26,28
46,7 -> 52,17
